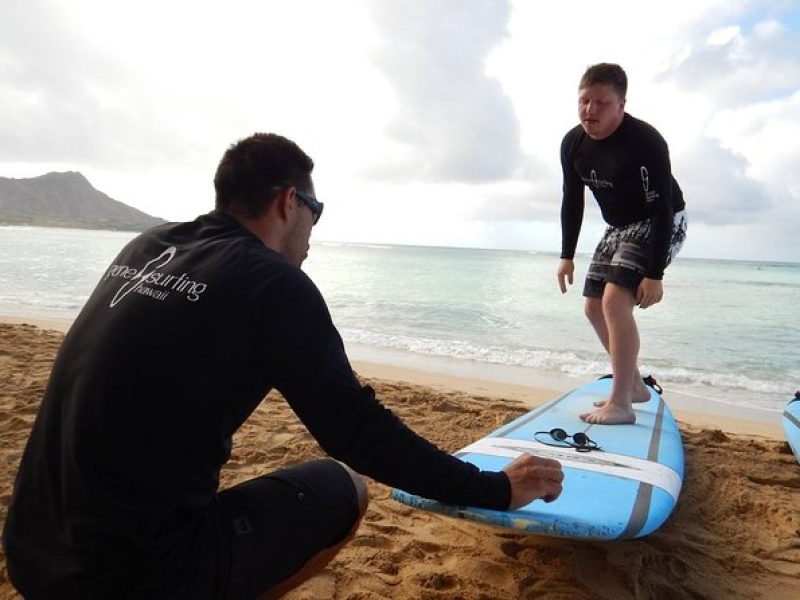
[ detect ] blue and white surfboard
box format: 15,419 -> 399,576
783,392 -> 800,464
392,377 -> 684,540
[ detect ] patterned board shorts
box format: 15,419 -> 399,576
583,210 -> 687,298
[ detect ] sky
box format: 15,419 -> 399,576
1,0 -> 799,262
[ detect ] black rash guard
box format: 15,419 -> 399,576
3,211 -> 510,598
560,113 -> 686,279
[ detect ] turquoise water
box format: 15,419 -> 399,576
1,226 -> 798,413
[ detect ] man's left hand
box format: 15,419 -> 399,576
636,278 -> 663,309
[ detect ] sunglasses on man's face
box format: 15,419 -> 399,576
294,188 -> 324,225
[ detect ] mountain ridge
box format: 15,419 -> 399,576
0,171 -> 167,231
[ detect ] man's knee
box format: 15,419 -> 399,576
342,464 -> 369,517
255,467 -> 369,600
602,283 -> 636,316
584,296 -> 604,323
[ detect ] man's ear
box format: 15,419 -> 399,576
274,187 -> 296,222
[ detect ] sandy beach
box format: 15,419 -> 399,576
1,320 -> 799,599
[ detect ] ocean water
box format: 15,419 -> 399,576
1,225 -> 798,413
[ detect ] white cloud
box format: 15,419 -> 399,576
674,137 -> 770,225
707,26 -> 742,46
364,0 -> 525,183
0,0 -> 798,261
666,14 -> 800,107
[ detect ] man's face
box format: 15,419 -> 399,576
578,84 -> 625,140
285,183 -> 317,268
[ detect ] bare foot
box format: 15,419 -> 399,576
593,381 -> 651,407
580,404 -> 636,425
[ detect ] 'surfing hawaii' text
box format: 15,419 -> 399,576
105,247 -> 208,307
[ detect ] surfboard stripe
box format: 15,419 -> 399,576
648,397 -> 667,462
619,484 -> 653,539
459,436 -> 682,500
617,398 -> 668,539
495,390 -> 573,437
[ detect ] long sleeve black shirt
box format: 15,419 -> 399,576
560,113 -> 686,279
3,211 -> 510,598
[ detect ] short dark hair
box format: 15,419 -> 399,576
579,63 -> 627,99
214,133 -> 314,218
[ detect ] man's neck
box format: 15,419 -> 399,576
227,209 -> 283,254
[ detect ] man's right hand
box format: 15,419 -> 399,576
502,453 -> 564,510
557,259 -> 574,294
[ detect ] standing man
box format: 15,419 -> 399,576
3,133 -> 564,599
557,63 -> 687,425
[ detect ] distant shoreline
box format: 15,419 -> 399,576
3,224 -> 799,265
0,170 -> 166,232
312,239 -> 800,266
0,220 -> 158,233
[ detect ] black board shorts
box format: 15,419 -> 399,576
185,458 -> 360,599
583,210 -> 687,298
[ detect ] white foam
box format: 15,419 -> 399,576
340,328 -> 791,412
